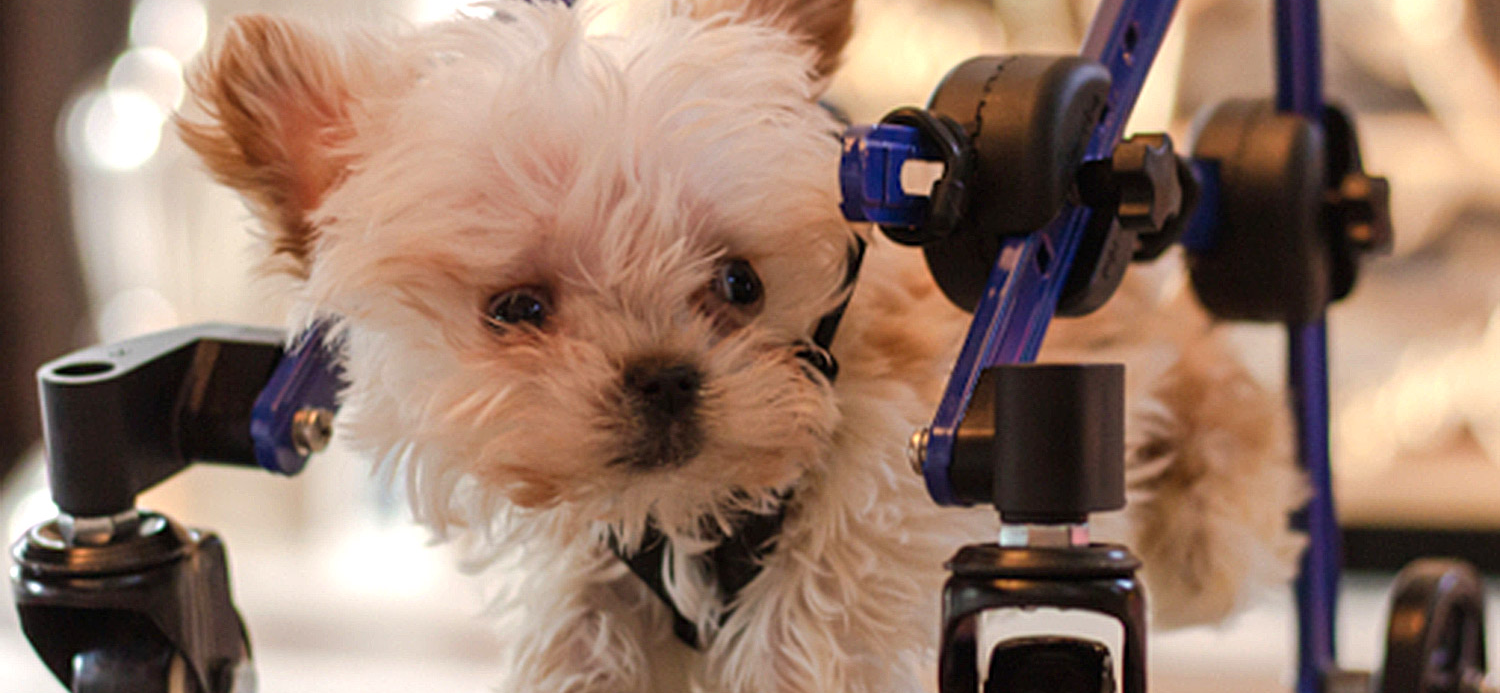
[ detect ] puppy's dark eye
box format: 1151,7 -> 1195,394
714,259 -> 762,307
485,287 -> 550,329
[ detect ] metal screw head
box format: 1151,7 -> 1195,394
907,427 -> 930,475
291,408 -> 334,456
56,508 -> 141,546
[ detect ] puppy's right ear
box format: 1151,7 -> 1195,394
691,0 -> 855,82
177,15 -> 379,278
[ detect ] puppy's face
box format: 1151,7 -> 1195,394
179,1 -> 859,538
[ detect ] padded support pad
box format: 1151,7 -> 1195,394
1187,99 -> 1330,323
923,55 -> 1111,312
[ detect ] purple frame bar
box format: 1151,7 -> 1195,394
1275,1 -> 1339,692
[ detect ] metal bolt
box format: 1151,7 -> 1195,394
56,508 -> 141,546
999,523 -> 1091,548
907,427 -> 930,475
291,407 -> 335,456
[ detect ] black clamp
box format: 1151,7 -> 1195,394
1186,99 -> 1392,323
947,363 -> 1125,517
35,324 -> 284,517
878,54 -> 1198,318
875,107 -> 975,248
1061,132 -> 1196,316
917,54 -> 1112,312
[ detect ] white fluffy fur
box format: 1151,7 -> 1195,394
178,2 -> 1306,691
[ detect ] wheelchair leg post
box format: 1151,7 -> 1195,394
11,510 -> 253,693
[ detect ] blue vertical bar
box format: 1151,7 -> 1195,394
1289,321 -> 1337,693
1275,0 -> 1323,115
1275,2 -> 1338,692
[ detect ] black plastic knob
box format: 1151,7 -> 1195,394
1112,133 -> 1183,236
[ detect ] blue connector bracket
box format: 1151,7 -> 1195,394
1179,159 -> 1221,254
249,322 -> 344,476
840,123 -> 935,227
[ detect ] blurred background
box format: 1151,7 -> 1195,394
3,0 -> 1500,690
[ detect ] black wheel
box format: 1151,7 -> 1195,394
71,644 -> 190,693
1378,559 -> 1487,693
986,636 -> 1115,693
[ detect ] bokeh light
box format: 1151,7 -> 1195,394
64,87 -> 166,172
108,46 -> 186,111
129,0 -> 209,62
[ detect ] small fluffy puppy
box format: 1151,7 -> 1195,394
177,1 -> 1305,691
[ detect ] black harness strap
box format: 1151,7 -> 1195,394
796,239 -> 867,381
608,502 -> 790,649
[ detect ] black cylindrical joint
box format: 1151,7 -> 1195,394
992,364 -> 1125,523
922,55 -> 1112,312
37,324 -> 283,516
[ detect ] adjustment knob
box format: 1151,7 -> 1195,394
1112,133 -> 1183,236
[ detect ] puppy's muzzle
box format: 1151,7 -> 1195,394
615,358 -> 705,470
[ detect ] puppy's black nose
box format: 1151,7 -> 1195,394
624,359 -> 702,420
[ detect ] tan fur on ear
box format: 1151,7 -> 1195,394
692,0 -> 855,80
177,14 -> 378,278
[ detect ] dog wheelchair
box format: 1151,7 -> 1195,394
8,0 -> 1486,691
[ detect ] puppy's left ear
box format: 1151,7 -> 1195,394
692,0 -> 855,81
176,15 -> 389,279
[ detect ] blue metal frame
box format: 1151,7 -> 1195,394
918,0 -> 1180,506
1275,2 -> 1340,692
1291,319 -> 1337,693
841,0 -> 1343,689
